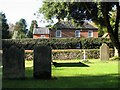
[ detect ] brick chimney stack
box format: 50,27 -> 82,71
34,24 -> 36,28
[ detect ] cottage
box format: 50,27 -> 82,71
33,27 -> 50,39
33,21 -> 98,39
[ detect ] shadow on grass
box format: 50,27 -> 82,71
53,62 -> 89,67
2,67 -> 119,88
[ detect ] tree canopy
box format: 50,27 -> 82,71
39,2 -> 120,57
27,20 -> 38,38
0,12 -> 11,39
14,18 -> 28,38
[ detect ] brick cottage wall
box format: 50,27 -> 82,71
33,34 -> 50,39
50,29 -> 98,38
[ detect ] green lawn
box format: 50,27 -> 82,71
2,59 -> 119,88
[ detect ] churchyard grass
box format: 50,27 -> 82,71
2,59 -> 119,88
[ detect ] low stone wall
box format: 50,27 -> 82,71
25,49 -> 114,60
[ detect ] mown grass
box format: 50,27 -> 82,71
2,59 -> 119,88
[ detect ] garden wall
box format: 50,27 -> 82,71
25,49 -> 114,60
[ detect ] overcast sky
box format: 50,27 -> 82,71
0,0 -> 57,29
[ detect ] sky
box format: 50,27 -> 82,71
0,0 -> 57,29
1,0 -> 119,30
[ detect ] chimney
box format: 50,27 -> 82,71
34,24 -> 36,28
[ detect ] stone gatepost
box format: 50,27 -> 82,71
2,46 -> 25,79
34,46 -> 51,79
100,43 -> 109,61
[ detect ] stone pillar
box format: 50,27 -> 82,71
34,46 -> 51,79
100,43 -> 109,61
2,46 -> 25,79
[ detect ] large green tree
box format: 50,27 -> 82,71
14,18 -> 28,38
90,22 -> 107,37
27,20 -> 38,38
39,2 -> 120,57
0,12 -> 11,39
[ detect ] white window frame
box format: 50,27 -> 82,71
41,35 -> 45,38
88,30 -> 93,37
75,30 -> 80,37
56,30 -> 61,37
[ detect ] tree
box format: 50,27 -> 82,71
38,2 -> 120,57
27,20 -> 38,38
100,2 -> 120,57
14,18 -> 28,38
90,22 -> 107,37
8,23 -> 15,38
0,12 -> 11,39
45,24 -> 52,27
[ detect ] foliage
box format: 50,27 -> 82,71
2,38 -> 113,50
45,24 -> 52,27
2,38 -> 77,49
79,38 -> 113,49
27,20 -> 38,38
12,31 -> 18,39
0,12 -> 11,39
39,2 -> 69,21
14,18 -> 28,39
91,22 -> 107,37
38,2 -> 120,57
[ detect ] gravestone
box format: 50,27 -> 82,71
34,46 -> 51,79
2,46 -> 25,79
100,43 -> 109,61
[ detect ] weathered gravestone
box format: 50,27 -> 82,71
2,46 -> 25,79
34,46 -> 51,79
100,43 -> 109,61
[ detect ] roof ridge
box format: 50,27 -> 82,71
53,20 -> 98,29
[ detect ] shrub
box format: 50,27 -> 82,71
2,38 -> 113,50
2,38 -> 78,50
79,38 -> 113,49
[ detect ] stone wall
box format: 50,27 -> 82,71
25,49 -> 114,60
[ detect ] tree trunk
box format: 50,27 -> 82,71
102,2 -> 120,57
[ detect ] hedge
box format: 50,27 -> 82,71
79,38 -> 113,49
2,38 -> 113,50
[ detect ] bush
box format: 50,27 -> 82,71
2,38 -> 113,50
79,38 -> 113,49
2,38 -> 78,50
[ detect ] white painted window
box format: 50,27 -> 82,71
88,30 -> 93,37
56,30 -> 61,37
41,35 -> 45,38
75,30 -> 80,37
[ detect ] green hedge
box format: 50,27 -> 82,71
2,38 -> 78,50
2,38 -> 113,50
79,38 -> 113,49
